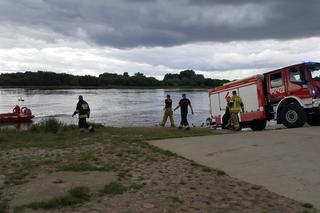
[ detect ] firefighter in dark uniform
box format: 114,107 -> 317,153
174,94 -> 194,129
72,95 -> 93,131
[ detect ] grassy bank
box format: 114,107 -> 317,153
0,122 -> 317,213
0,125 -> 213,150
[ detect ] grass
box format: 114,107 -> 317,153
215,169 -> 227,176
0,126 -> 215,150
16,186 -> 90,211
0,126 -> 222,187
58,161 -> 117,172
302,203 -> 314,208
5,171 -> 29,185
2,158 -> 40,185
191,160 -> 227,176
129,183 -> 145,192
30,118 -> 70,134
0,125 -> 218,211
118,169 -> 132,180
169,196 -> 184,208
101,182 -> 126,195
170,196 -> 183,204
0,200 -> 8,213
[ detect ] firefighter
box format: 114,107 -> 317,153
160,94 -> 175,127
13,105 -> 21,115
223,97 -> 231,129
228,91 -> 244,131
72,95 -> 93,131
174,94 -> 194,129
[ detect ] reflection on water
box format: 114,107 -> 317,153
0,89 -> 210,127
0,122 -> 33,130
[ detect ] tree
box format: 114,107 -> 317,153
0,70 -> 228,88
123,72 -> 129,78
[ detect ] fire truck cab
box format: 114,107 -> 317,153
265,62 -> 320,127
209,62 -> 320,130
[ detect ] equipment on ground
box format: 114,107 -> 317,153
208,62 -> 320,130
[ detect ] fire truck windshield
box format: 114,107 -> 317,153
310,65 -> 320,82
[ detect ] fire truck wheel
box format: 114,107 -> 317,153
250,120 -> 267,131
280,104 -> 306,128
307,116 -> 320,126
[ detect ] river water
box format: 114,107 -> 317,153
0,88 -> 210,127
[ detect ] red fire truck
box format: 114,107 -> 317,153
208,62 -> 320,130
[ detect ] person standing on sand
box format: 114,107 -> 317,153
160,94 -> 175,127
174,94 -> 194,130
72,95 -> 94,131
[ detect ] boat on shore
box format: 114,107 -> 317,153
0,106 -> 34,123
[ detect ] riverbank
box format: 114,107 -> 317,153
0,85 -> 212,90
0,126 -> 317,212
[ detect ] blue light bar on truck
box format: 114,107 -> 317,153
303,61 -> 317,65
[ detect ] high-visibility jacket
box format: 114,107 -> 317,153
75,100 -> 90,118
229,95 -> 243,112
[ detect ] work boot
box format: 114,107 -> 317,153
178,125 -> 183,129
88,125 -> 94,132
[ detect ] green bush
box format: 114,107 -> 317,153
101,182 -> 126,195
0,200 -> 8,213
30,118 -> 65,133
302,203 -> 314,208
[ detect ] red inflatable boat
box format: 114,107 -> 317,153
0,106 -> 34,123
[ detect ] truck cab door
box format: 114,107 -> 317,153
267,71 -> 286,103
286,66 -> 310,99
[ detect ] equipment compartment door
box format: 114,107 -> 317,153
267,71 -> 286,102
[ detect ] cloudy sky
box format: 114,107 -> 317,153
0,0 -> 319,80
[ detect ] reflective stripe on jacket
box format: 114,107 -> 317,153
75,100 -> 90,118
79,114 -> 88,118
229,96 -> 242,112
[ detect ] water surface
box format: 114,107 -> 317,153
0,89 -> 210,127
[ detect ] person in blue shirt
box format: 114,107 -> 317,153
174,94 -> 194,129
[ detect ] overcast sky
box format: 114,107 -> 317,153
0,0 -> 319,80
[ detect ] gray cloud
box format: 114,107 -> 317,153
0,0 -> 319,48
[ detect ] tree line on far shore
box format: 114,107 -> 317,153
0,70 -> 229,88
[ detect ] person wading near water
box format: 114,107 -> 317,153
72,95 -> 94,131
160,94 -> 175,127
228,90 -> 244,131
174,94 -> 194,130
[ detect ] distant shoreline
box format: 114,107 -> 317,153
0,70 -> 229,89
0,86 -> 212,90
